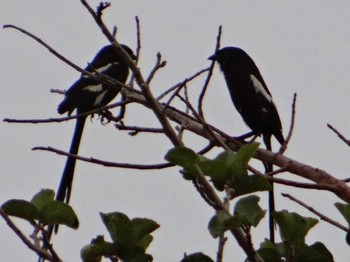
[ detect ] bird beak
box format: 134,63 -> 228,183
208,54 -> 217,61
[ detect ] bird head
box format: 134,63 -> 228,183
98,44 -> 136,63
120,44 -> 137,60
208,46 -> 254,70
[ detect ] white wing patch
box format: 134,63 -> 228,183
250,74 -> 273,103
84,84 -> 103,92
94,90 -> 108,106
83,62 -> 119,78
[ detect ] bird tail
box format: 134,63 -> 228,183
56,116 -> 86,203
263,134 -> 275,243
44,116 -> 86,245
263,132 -> 285,243
274,131 -> 285,146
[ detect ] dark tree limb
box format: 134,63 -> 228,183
198,25 -> 222,118
327,123 -> 350,147
0,209 -> 59,262
282,193 -> 348,232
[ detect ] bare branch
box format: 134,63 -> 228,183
134,16 -> 141,63
146,53 -> 166,85
157,68 -> 209,101
128,16 -> 141,88
271,177 -> 337,191
32,146 -> 173,170
216,234 -> 227,262
0,209 -> 59,261
327,123 -> 350,147
115,123 -> 164,135
279,93 -> 297,154
282,193 -> 348,232
176,94 -> 231,151
3,24 -> 138,95
50,89 -> 66,95
127,88 -> 350,203
198,25 -> 222,117
3,100 -> 128,124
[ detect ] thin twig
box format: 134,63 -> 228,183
327,123 -> 350,147
162,80 -> 188,115
3,100 -> 128,124
32,146 -> 173,170
146,53 -> 166,85
248,165 -> 337,191
198,25 -> 222,117
135,16 -> 141,63
282,193 -> 348,232
177,85 -> 190,140
128,16 -> 141,88
0,209 -> 58,261
157,68 -> 209,101
3,24 -> 125,89
115,124 -> 164,135
216,235 -> 227,262
176,94 -> 230,151
50,89 -> 66,95
271,177 -> 336,191
279,93 -> 297,154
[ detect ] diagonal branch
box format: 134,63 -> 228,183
198,25 -> 222,117
282,193 -> 347,232
0,209 -> 59,261
32,146 -> 173,170
327,123 -> 350,147
3,100 -> 129,124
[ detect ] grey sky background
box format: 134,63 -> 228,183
1,1 -> 350,261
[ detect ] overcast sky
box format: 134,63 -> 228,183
1,1 -> 350,261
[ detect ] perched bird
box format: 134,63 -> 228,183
209,46 -> 284,242
56,44 -> 135,204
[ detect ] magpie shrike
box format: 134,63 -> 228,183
57,44 -> 135,204
209,46 -> 284,242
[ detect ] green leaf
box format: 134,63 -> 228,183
81,236 -> 116,262
39,201 -> 79,229
294,243 -> 333,262
234,195 -> 265,227
257,248 -> 283,262
208,211 -> 231,238
310,242 -> 334,261
100,212 -> 130,243
214,151 -> 236,166
259,239 -> 286,257
100,212 -> 159,248
1,199 -> 40,221
165,146 -> 199,174
120,246 -> 152,262
137,235 -> 153,251
197,159 -> 229,181
234,174 -> 272,196
274,210 -> 318,244
129,218 -> 160,249
31,189 -> 55,211
181,252 -> 214,262
335,202 -> 350,225
230,143 -> 259,177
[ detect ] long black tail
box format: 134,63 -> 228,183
263,134 -> 275,243
56,116 -> 86,203
44,116 -> 86,249
263,132 -> 285,243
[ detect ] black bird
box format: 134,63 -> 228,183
56,44 -> 135,204
209,46 -> 284,242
